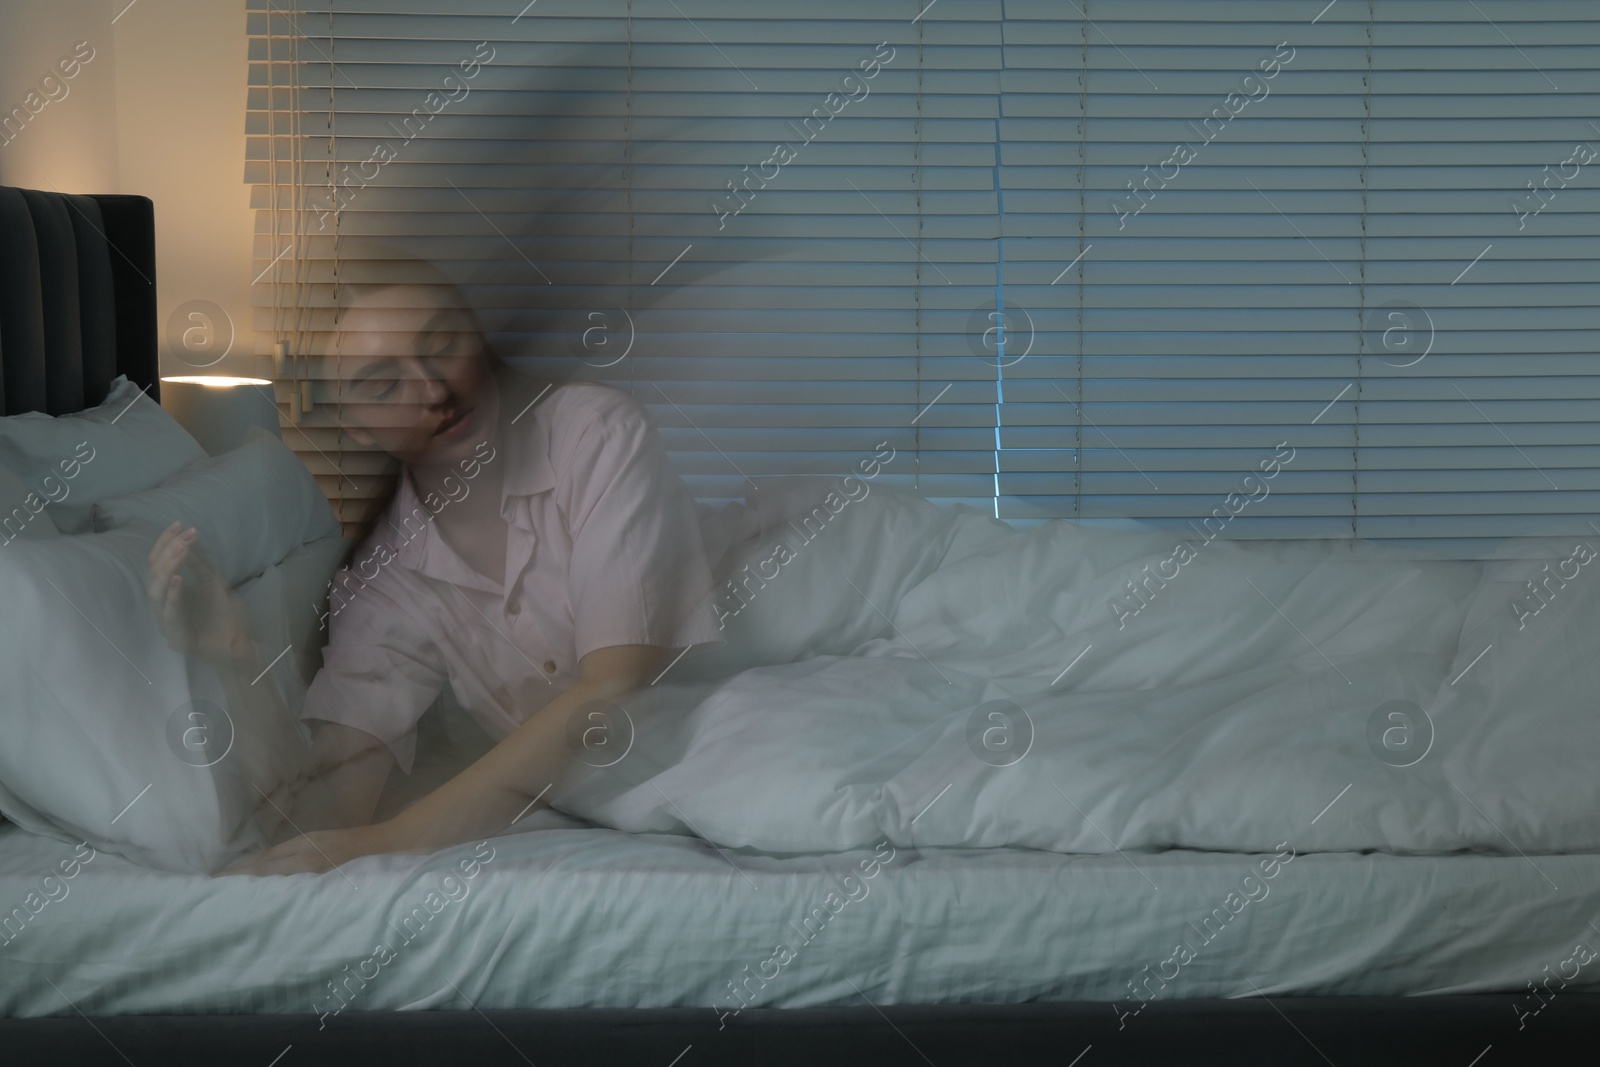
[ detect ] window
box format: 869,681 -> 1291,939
248,0 -> 1597,557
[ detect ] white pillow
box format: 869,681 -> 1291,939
0,525 -> 307,873
233,532 -> 351,706
0,376 -> 206,533
92,426 -> 340,587
0,464 -> 61,544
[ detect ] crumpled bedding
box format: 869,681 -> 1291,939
552,478 -> 1600,857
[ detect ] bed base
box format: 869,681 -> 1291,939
3,996 -> 1594,1065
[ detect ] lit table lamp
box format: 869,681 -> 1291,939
159,376 -> 282,457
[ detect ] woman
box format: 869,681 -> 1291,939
147,263 -> 725,875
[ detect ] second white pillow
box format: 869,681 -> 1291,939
91,427 -> 340,587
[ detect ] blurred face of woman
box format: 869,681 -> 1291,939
335,284 -> 500,469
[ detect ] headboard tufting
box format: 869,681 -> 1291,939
0,185 -> 159,416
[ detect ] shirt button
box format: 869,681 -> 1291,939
543,660 -> 557,674
508,603 -> 520,617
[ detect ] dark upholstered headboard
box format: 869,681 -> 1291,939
0,185 -> 160,416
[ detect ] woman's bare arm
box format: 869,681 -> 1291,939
208,635 -> 396,841
280,722 -> 397,833
219,644 -> 667,874
380,644 -> 666,849
148,523 -> 411,845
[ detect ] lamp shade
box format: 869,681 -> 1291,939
159,377 -> 282,457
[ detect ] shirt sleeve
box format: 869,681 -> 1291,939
556,387 -> 727,664
299,574 -> 446,775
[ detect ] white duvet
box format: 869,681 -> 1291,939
548,478 -> 1600,857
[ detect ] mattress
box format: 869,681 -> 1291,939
4,813 -> 1598,1019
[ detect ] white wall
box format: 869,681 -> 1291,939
0,0 -> 258,383
0,0 -> 121,193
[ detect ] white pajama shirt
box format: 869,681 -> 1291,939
299,380 -> 725,773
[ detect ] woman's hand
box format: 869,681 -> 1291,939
146,521 -> 254,667
214,821 -> 409,877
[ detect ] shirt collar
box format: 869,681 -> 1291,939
495,365 -> 557,503
380,365 -> 558,585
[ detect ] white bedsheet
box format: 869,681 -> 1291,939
2,818 -> 1597,1019
550,482 -> 1600,857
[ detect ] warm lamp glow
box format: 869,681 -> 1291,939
160,375 -> 273,387
159,376 -> 282,455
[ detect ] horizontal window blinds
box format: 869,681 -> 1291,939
245,0 -> 1599,556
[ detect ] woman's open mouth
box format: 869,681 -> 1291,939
434,406 -> 475,439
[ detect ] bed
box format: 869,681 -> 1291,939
3,181 -> 1598,1065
